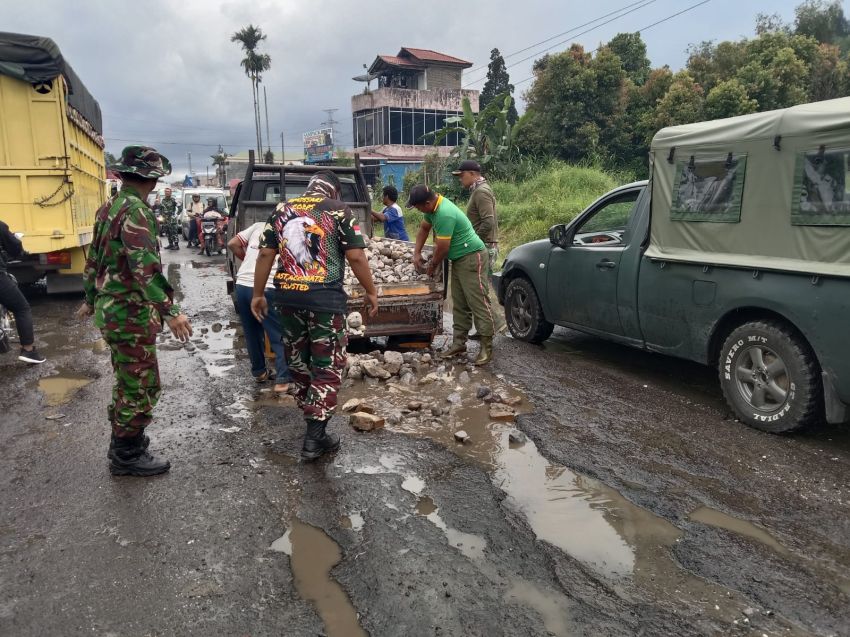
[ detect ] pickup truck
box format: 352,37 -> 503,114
225,152 -> 444,344
495,97 -> 850,433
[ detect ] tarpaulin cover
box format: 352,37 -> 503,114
0,31 -> 102,134
647,97 -> 850,278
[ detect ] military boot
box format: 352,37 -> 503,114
109,431 -> 171,476
439,331 -> 468,359
474,337 -> 493,366
301,419 -> 340,461
107,431 -> 149,459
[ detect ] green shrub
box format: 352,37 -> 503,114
398,161 -> 623,263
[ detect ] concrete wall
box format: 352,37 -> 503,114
351,88 -> 479,114
426,66 -> 462,90
357,144 -> 454,161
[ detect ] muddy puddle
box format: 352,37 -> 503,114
160,321 -> 241,378
413,494 -> 487,561
34,369 -> 92,406
689,506 -> 789,555
270,518 -> 367,637
337,363 -> 808,629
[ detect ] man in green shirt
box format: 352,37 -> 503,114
410,185 -> 495,365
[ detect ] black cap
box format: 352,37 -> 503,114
451,159 -> 482,175
406,184 -> 435,207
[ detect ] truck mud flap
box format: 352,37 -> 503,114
46,272 -> 84,294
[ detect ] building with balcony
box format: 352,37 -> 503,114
351,47 -> 479,186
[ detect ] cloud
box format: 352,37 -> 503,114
1,0 -> 803,175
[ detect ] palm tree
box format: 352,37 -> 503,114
231,25 -> 272,156
210,147 -> 230,188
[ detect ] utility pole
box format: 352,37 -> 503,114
187,151 -> 193,184
264,86 -> 272,159
322,108 -> 339,159
280,131 -> 285,164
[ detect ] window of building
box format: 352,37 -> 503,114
792,146 -> 850,226
353,108 -> 464,148
670,153 -> 747,223
389,110 -> 402,145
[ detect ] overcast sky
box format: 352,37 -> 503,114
1,0 -> 823,176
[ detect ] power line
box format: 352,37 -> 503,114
464,0 -> 660,87
511,0 -> 714,88
464,0 -> 655,78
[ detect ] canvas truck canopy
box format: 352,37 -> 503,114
646,97 -> 850,278
0,31 -> 102,134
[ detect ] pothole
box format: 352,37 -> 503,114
269,518 -> 366,637
689,506 -> 789,556
34,370 -> 92,406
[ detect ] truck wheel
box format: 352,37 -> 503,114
718,321 -> 822,433
505,277 -> 553,344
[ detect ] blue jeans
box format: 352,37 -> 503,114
235,284 -> 291,382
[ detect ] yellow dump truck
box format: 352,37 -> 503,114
0,32 -> 106,292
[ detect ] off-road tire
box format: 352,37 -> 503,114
718,320 -> 822,433
505,277 -> 554,344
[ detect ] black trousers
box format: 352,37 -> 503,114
0,271 -> 34,346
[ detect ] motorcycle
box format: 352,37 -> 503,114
0,272 -> 16,354
201,211 -> 227,256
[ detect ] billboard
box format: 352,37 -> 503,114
303,128 -> 334,163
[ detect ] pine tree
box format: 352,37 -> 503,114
480,48 -> 519,125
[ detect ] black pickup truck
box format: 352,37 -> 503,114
225,152 -> 444,344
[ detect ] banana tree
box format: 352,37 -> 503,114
428,93 -> 515,170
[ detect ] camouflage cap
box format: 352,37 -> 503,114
112,145 -> 172,179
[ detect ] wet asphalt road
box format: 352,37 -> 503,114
0,246 -> 848,637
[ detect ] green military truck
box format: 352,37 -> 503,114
495,97 -> 850,433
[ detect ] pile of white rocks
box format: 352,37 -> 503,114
345,349 -> 437,386
344,237 -> 434,286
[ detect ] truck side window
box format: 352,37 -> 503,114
671,154 -> 747,223
574,191 -> 639,246
791,147 -> 850,226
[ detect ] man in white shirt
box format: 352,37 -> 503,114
227,222 -> 291,393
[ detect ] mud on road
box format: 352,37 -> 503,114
0,247 -> 847,637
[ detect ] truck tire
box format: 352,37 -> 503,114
718,321 -> 822,433
505,277 -> 553,344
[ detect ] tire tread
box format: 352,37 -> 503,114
505,277 -> 554,344
718,320 -> 822,433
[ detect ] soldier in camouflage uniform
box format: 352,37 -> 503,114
251,171 -> 378,460
160,187 -> 181,250
78,146 -> 193,477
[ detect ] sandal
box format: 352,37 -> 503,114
273,382 -> 292,395
255,371 -> 271,383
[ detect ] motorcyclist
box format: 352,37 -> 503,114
0,220 -> 46,364
160,187 -> 180,250
200,197 -> 226,254
186,193 -> 204,247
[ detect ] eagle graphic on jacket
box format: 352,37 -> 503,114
281,216 -> 327,275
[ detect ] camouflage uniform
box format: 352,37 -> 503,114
260,175 -> 366,427
160,195 -> 180,249
83,147 -> 178,439
279,310 -> 347,421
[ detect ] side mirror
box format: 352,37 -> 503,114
548,224 -> 572,249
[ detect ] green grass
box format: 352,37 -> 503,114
490,162 -> 622,259
395,162 -> 623,263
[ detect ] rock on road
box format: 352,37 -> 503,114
0,246 -> 847,637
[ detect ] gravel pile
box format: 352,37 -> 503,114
344,237 -> 434,286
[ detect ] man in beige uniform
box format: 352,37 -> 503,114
453,160 -> 506,333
